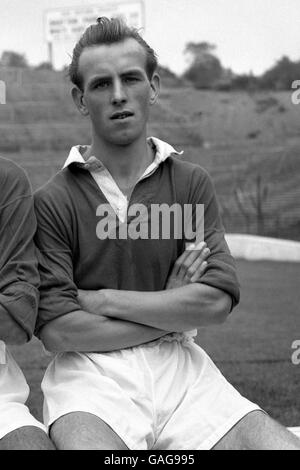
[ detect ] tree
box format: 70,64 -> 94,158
183,42 -> 223,89
231,73 -> 259,91
35,62 -> 53,71
0,51 -> 28,68
156,65 -> 184,87
260,56 -> 300,90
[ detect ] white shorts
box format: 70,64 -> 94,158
42,333 -> 262,450
0,341 -> 47,439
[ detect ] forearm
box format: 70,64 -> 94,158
80,285 -> 232,332
39,309 -> 168,353
0,306 -> 28,345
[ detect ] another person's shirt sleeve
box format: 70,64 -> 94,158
0,159 -> 40,340
188,166 -> 240,310
34,183 -> 81,336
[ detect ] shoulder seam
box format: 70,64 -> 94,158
0,194 -> 32,211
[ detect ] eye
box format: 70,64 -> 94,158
94,80 -> 110,89
123,76 -> 139,84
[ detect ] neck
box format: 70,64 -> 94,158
87,132 -> 154,183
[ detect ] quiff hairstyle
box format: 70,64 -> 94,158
69,17 -> 158,90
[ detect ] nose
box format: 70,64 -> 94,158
111,79 -> 127,106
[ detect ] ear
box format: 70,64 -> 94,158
71,86 -> 89,116
149,73 -> 160,105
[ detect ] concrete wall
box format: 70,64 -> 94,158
226,234 -> 300,262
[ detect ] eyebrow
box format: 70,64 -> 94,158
87,76 -> 110,89
87,69 -> 145,88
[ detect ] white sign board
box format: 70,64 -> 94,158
45,1 -> 145,43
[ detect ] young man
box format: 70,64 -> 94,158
34,18 -> 300,450
0,157 -> 54,450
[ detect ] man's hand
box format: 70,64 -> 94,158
166,241 -> 210,290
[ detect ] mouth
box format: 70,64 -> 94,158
110,111 -> 134,121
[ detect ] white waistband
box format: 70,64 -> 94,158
149,329 -> 198,348
0,341 -> 6,365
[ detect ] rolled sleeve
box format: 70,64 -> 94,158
34,190 -> 81,336
190,168 -> 240,309
0,283 -> 39,340
0,161 -> 40,340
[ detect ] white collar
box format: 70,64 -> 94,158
62,137 -> 183,170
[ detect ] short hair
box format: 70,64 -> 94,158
69,17 -> 158,90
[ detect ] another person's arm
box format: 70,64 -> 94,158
0,161 -> 40,344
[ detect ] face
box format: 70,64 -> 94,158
72,38 -> 160,147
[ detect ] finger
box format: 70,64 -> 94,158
178,242 -> 207,277
190,261 -> 208,282
172,241 -> 205,277
185,239 -> 206,251
185,240 -> 206,252
171,250 -> 191,277
183,241 -> 207,265
185,242 -> 196,251
173,241 -> 207,279
184,247 -> 210,279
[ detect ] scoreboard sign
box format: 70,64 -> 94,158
45,0 -> 145,43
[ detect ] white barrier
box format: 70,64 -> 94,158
225,234 -> 300,262
288,427 -> 300,438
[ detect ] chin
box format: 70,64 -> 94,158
109,132 -> 141,146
